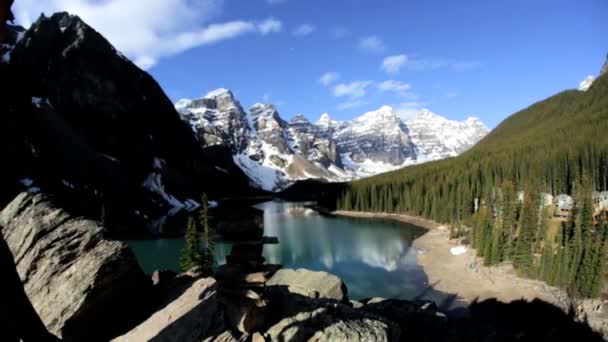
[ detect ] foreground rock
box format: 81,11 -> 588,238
265,298 -> 399,341
0,232 -> 60,342
266,268 -> 348,302
0,193 -> 152,341
113,277 -> 220,342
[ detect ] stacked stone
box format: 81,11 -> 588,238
214,207 -> 281,334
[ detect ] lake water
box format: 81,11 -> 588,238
128,201 -> 430,300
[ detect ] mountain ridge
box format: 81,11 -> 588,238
176,90 -> 490,191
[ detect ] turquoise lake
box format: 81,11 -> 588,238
128,201 -> 430,300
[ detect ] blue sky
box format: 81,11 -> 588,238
14,0 -> 608,128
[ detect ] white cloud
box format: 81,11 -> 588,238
293,24 -> 315,36
377,80 -> 411,95
258,17 -> 282,35
319,72 -> 340,86
13,0 -> 281,69
401,58 -> 480,72
395,102 -> 425,120
578,75 -> 595,91
358,35 -> 385,52
337,100 -> 367,110
333,81 -> 372,99
381,54 -> 407,74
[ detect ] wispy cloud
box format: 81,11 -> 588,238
381,54 -> 407,74
13,0 -> 282,69
377,80 -> 411,96
445,91 -> 458,98
358,35 -> 385,53
319,72 -> 341,86
337,100 -> 368,110
293,24 -> 315,36
333,81 -> 373,99
401,57 -> 480,72
258,18 -> 283,35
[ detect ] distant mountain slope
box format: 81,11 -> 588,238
0,13 -> 252,225
176,91 -> 489,191
338,71 -> 608,219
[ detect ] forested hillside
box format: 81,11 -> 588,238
336,72 -> 608,297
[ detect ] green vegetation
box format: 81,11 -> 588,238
336,74 -> 608,297
199,193 -> 215,277
180,216 -> 201,272
180,193 -> 215,274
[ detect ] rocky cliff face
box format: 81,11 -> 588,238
0,193 -> 153,341
176,92 -> 490,190
0,13 -> 252,224
177,89 -> 347,191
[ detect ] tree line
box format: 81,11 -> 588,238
336,73 -> 608,298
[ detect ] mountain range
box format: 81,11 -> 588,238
176,90 -> 489,191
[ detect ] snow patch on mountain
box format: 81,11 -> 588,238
176,90 -> 490,191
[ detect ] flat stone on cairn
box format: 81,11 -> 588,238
214,207 -> 281,334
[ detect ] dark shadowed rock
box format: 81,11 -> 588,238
0,231 -> 61,342
0,12 -> 252,220
113,277 -> 221,342
0,192 -> 153,341
265,291 -> 399,342
361,298 -> 448,342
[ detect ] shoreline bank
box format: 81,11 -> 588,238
333,210 -> 563,306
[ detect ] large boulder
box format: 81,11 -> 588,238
0,232 -> 60,342
113,277 -> 221,342
361,298 -> 448,342
0,193 -> 153,341
266,268 -> 348,302
264,293 -> 399,342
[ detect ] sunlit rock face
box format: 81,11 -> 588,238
177,92 -> 489,191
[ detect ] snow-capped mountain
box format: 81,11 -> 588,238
407,109 -> 488,161
176,89 -> 490,191
176,89 -> 346,191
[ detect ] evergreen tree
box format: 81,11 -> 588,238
513,188 -> 539,275
180,216 -> 201,272
573,178 -> 599,297
199,193 -> 215,277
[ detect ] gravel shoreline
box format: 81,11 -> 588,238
333,210 -> 563,306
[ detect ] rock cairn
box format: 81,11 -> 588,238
214,207 -> 281,334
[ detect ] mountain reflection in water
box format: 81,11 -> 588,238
129,201 -> 429,300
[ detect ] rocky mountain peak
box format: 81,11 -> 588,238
465,116 -> 489,130
204,87 -> 232,98
249,103 -> 287,131
356,106 -> 399,123
601,53 -> 608,76
290,114 -> 310,125
412,109 -> 444,122
176,88 -> 489,191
